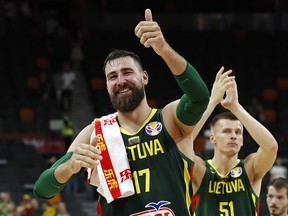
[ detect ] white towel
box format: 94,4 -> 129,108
87,113 -> 135,203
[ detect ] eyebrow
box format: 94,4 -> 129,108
121,67 -> 134,71
107,67 -> 136,78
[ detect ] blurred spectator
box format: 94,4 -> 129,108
61,113 -> 75,151
16,194 -> 34,216
53,71 -> 63,102
56,202 -> 70,216
203,126 -> 214,159
270,157 -> 288,182
0,191 -> 16,216
70,38 -> 84,72
42,201 -> 56,216
43,9 -> 59,36
40,70 -> 54,100
30,198 -> 43,216
59,62 -> 76,112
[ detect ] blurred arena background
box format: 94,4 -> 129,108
0,0 -> 287,215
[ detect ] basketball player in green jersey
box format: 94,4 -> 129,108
190,67 -> 278,216
33,8 -> 209,216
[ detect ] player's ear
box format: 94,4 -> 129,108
142,70 -> 149,85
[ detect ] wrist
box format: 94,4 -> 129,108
227,103 -> 242,113
208,98 -> 219,109
161,46 -> 187,74
54,163 -> 74,184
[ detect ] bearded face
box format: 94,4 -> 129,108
105,56 -> 148,112
109,81 -> 145,112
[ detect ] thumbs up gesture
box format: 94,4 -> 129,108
135,9 -> 168,56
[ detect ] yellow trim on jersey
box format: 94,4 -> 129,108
207,159 -> 241,178
251,193 -> 259,216
120,108 -> 158,135
183,159 -> 192,216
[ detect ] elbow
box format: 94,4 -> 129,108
176,96 -> 209,126
33,185 -> 51,200
270,139 -> 278,156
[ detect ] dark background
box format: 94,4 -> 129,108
0,0 -> 287,215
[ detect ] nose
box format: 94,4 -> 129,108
230,131 -> 237,139
271,197 -> 278,204
116,74 -> 126,86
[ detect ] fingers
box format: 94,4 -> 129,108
74,143 -> 102,160
74,154 -> 98,168
215,67 -> 233,82
215,66 -> 225,81
218,68 -> 234,84
135,8 -> 154,38
222,69 -> 233,78
221,78 -> 238,106
145,8 -> 153,21
70,143 -> 102,171
232,78 -> 237,87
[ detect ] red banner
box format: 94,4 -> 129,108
0,133 -> 66,154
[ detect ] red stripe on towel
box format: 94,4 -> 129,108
95,119 -> 121,200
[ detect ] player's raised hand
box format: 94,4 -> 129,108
209,67 -> 234,106
135,9 -> 168,56
221,78 -> 239,110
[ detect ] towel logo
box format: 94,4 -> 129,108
130,200 -> 175,216
230,166 -> 242,178
120,168 -> 133,183
103,115 -> 117,126
145,122 -> 162,136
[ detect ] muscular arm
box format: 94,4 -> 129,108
189,67 -> 234,192
135,9 -> 210,138
223,81 -> 278,193
231,104 -> 278,179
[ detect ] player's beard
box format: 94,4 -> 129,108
270,208 -> 285,216
269,204 -> 284,216
110,84 -> 145,112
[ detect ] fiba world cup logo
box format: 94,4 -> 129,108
145,121 -> 162,136
230,167 -> 242,178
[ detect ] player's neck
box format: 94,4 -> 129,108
117,102 -> 152,134
211,155 -> 239,176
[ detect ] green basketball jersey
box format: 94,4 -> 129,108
193,159 -> 259,216
97,109 -> 194,216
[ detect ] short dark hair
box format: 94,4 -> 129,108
210,111 -> 238,129
268,177 -> 288,196
103,49 -> 143,72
